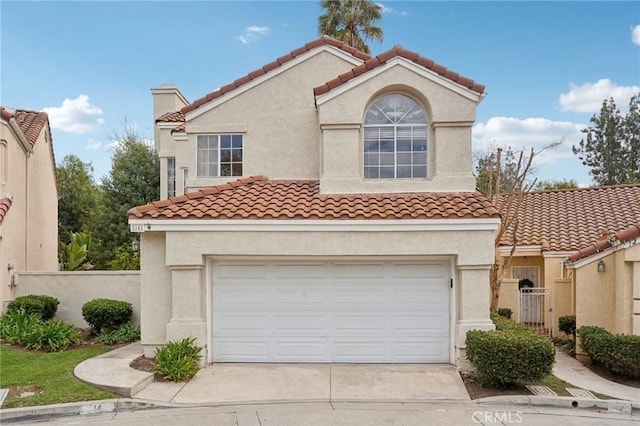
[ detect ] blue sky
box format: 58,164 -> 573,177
2,1 -> 639,187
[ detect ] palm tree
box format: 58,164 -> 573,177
318,0 -> 383,54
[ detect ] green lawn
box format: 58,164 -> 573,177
0,345 -> 117,408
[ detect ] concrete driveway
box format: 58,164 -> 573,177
135,363 -> 470,404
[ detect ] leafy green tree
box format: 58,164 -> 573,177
91,125 -> 159,269
59,232 -> 93,271
534,179 -> 579,191
107,242 -> 140,270
57,155 -> 99,245
318,0 -> 383,54
572,93 -> 640,185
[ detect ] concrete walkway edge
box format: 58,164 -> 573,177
2,343 -> 639,422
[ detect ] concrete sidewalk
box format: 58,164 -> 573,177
72,343 -> 638,406
2,342 -> 637,423
552,349 -> 640,402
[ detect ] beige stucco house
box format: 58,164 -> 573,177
0,107 -> 59,310
129,37 -> 501,366
496,184 -> 640,338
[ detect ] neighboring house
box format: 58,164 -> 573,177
496,184 -> 640,338
129,37 -> 500,366
0,107 -> 59,310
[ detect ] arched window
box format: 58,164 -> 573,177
363,94 -> 428,179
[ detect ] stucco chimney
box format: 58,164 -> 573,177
151,84 -> 189,121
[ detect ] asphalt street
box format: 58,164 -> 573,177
8,402 -> 638,426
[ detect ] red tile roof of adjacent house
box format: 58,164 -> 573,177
314,45 -> 484,96
129,176 -> 499,220
1,107 -> 51,149
498,184 -> 640,252
0,198 -> 12,225
155,37 -> 484,130
568,221 -> 640,262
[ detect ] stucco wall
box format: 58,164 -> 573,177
13,272 -> 140,328
26,129 -> 58,272
162,49 -> 360,196
0,120 -> 58,310
138,224 -> 498,361
317,62 -> 479,193
574,243 -> 640,339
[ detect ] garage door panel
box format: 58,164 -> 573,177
216,264 -> 269,279
275,315 -> 326,331
276,287 -> 327,304
216,288 -> 268,304
276,341 -> 328,359
215,341 -> 268,359
216,314 -> 268,331
335,287 -> 387,304
212,259 -> 450,363
333,263 -> 385,278
393,315 -> 448,333
334,315 -> 387,332
333,340 -> 386,360
394,340 -> 448,359
392,263 -> 445,279
275,263 -> 327,279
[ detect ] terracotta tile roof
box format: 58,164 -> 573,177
129,176 -> 499,220
568,221 -> 640,262
314,45 -> 485,97
1,107 -> 50,148
156,111 -> 185,123
498,184 -> 640,252
0,197 -> 12,225
176,37 -> 370,116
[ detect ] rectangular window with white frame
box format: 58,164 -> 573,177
167,157 -> 176,198
181,167 -> 188,194
512,266 -> 540,288
197,134 -> 243,177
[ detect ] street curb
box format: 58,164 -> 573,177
475,395 -> 639,414
0,398 -> 172,423
1,395 -> 638,422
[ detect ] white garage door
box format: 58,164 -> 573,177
211,259 -> 450,363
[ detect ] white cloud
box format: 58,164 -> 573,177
43,95 -> 105,133
558,79 -> 640,113
85,138 -> 102,150
376,3 -> 408,16
632,24 -> 640,45
472,116 -> 585,167
236,26 -> 269,44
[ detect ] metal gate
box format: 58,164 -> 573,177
518,287 -> 553,338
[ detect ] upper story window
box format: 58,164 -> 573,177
197,134 -> 243,177
364,94 -> 428,179
167,157 -> 176,198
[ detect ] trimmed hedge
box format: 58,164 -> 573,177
577,326 -> 640,379
558,315 -> 576,336
7,295 -> 60,321
466,313 -> 555,387
82,298 -> 133,334
497,308 -> 512,319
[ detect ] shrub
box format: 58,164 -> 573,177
466,314 -> 555,388
558,315 -> 576,337
23,320 -> 81,352
7,295 -> 59,320
95,323 -> 140,344
490,312 -> 537,335
82,299 -> 133,334
154,337 -> 202,381
577,326 -> 640,379
496,308 -> 512,319
0,309 -> 42,344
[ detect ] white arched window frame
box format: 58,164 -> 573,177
363,94 -> 428,179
